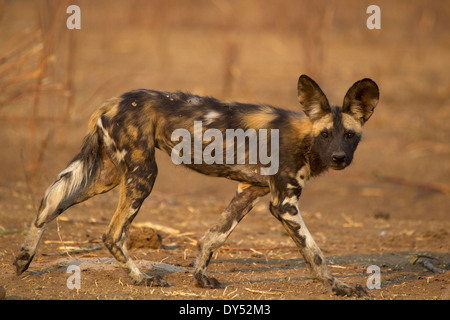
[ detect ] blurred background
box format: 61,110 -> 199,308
0,0 -> 449,221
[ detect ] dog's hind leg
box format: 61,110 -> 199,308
14,148 -> 120,275
14,99 -> 123,276
102,158 -> 168,287
194,183 -> 269,288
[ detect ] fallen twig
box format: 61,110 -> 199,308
41,244 -> 104,257
56,218 -> 74,259
421,259 -> 446,273
57,216 -> 108,225
133,222 -> 180,235
221,245 -> 297,252
44,238 -> 102,245
328,265 -> 349,269
244,288 -> 283,295
410,254 -> 447,274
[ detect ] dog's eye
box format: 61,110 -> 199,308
346,132 -> 355,139
321,131 -> 328,138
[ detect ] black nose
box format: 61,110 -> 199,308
332,153 -> 347,164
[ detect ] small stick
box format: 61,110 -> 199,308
44,238 -> 102,245
133,222 -> 180,235
422,259 -> 446,274
244,288 -> 283,295
57,216 -> 107,225
221,245 -> 297,252
56,218 -> 75,260
42,244 -> 104,257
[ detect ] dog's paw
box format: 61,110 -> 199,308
13,251 -> 33,276
132,274 -> 170,287
331,279 -> 368,297
193,273 -> 223,289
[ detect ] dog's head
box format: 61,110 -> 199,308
298,75 -> 379,170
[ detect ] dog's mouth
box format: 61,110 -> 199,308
330,162 -> 347,170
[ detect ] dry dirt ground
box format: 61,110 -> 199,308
0,1 -> 449,302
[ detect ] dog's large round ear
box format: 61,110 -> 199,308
297,75 -> 331,122
342,79 -> 379,125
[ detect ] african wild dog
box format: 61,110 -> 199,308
14,75 -> 379,296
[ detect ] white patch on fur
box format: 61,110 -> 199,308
308,103 -> 324,121
342,113 -> 363,134
295,165 -> 310,189
237,183 -> 250,194
97,117 -> 126,163
281,201 -> 318,248
311,114 -> 333,136
114,149 -> 127,163
97,117 -> 115,148
215,219 -> 238,244
203,111 -> 221,126
187,96 -> 201,105
58,160 -> 84,196
280,209 -> 300,225
282,196 -> 298,206
37,160 -> 84,226
280,206 -> 316,248
38,182 -> 65,226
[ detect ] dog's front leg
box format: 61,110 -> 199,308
269,190 -> 366,297
194,183 -> 269,288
